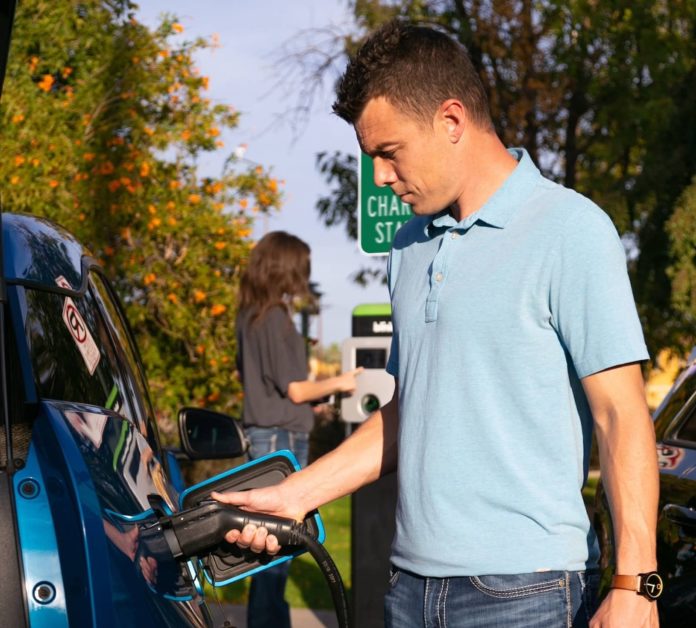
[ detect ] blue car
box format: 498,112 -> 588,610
0,212 -> 261,626
0,9 -> 340,627
0,212 -> 331,628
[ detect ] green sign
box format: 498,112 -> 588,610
358,152 -> 413,255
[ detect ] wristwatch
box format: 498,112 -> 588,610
611,571 -> 664,600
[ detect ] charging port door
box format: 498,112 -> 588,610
178,451 -> 324,586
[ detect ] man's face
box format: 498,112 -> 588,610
355,96 -> 456,216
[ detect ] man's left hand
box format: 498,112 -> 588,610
590,589 -> 659,627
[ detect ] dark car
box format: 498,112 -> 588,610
594,350 -> 696,626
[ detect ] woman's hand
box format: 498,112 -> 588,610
287,367 -> 364,403
333,367 -> 364,394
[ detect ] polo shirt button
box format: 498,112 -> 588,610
435,272 -> 444,282
450,232 -> 460,239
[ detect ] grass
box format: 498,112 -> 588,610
582,471 -> 599,508
204,495 -> 351,610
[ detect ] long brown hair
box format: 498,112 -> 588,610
238,231 -> 311,323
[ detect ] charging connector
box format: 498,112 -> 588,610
158,500 -> 306,559
154,500 -> 351,628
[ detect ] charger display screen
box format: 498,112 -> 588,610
355,348 -> 387,370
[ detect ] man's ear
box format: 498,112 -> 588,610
438,99 -> 466,143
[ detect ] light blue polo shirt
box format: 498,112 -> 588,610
386,148 -> 648,576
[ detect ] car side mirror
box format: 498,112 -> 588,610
178,407 -> 249,460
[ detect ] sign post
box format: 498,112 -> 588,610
358,152 -> 412,255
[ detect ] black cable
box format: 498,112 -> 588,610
294,528 -> 351,628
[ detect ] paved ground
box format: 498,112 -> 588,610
207,604 -> 338,628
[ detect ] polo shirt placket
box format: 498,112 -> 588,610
425,215 -> 479,323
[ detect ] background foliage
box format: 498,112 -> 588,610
309,0 -> 696,356
0,0 -> 282,434
3,0 -> 695,434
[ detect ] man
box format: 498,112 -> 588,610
214,21 -> 660,627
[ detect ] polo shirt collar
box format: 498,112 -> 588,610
425,148 -> 541,237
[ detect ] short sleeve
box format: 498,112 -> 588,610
549,208 -> 649,378
259,308 -> 308,394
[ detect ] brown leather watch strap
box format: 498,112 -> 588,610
611,575 -> 640,592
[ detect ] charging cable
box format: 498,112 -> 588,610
157,500 -> 351,628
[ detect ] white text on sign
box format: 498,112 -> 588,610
366,195 -> 411,218
367,195 -> 411,244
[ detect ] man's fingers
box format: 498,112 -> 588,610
224,528 -> 241,544
235,523 -> 257,548
249,527 -> 268,553
210,489 -> 286,554
223,524 -> 280,555
265,535 -> 280,555
211,490 -> 249,507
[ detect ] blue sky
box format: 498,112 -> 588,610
137,1 -> 390,346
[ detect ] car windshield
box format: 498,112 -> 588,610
675,407 -> 696,444
653,366 -> 696,438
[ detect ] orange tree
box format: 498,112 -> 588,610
0,0 -> 281,434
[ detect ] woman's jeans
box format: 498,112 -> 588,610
384,566 -> 600,628
244,426 -> 309,628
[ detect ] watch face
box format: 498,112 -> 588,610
641,572 -> 664,600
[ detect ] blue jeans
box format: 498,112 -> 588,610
384,567 -> 600,628
244,426 -> 309,628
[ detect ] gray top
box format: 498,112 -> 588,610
236,306 -> 314,432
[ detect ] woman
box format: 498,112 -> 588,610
235,230 -> 361,628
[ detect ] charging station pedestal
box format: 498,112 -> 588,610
341,304 -> 397,628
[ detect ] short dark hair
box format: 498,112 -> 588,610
333,20 -> 492,130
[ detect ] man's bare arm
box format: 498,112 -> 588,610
583,363 -> 659,627
213,382 -> 399,553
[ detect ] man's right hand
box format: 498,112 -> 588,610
211,384 -> 398,557
211,482 -> 307,555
